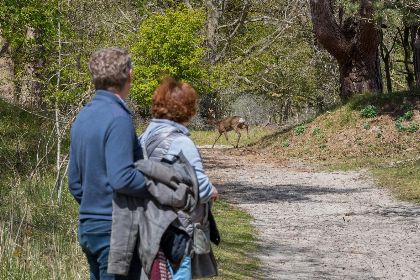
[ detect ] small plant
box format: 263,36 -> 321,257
395,119 -> 419,133
360,105 -> 378,118
395,119 -> 406,132
295,125 -> 305,135
363,123 -> 371,130
312,127 -> 321,136
282,139 -> 290,147
407,122 -> 419,133
402,111 -> 414,121
401,103 -> 413,112
319,143 -> 327,149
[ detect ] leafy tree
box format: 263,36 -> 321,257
0,0 -> 60,105
130,6 -> 208,106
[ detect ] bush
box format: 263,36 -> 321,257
407,122 -> 419,133
363,122 -> 371,130
360,105 -> 378,118
295,125 -> 305,135
402,111 -> 414,121
312,127 -> 321,136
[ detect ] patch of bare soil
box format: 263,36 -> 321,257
202,148 -> 420,280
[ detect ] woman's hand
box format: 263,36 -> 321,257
210,186 -> 219,202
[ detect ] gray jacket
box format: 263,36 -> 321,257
107,154 -> 199,277
141,124 -> 218,279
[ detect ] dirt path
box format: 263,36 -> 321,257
201,148 -> 420,280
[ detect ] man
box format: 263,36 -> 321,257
69,48 -> 145,279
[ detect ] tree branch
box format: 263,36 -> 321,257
309,0 -> 351,63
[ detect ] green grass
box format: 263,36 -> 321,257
373,160 -> 420,203
191,126 -> 274,147
211,200 -> 260,279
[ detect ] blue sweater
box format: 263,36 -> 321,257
68,90 -> 146,220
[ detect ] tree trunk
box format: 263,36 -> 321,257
400,26 -> 415,89
205,0 -> 221,63
339,52 -> 383,99
413,26 -> 420,88
382,54 -> 393,93
0,35 -> 16,103
309,0 -> 382,100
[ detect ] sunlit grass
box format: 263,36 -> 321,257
191,126 -> 275,147
373,160 -> 420,203
211,200 -> 260,280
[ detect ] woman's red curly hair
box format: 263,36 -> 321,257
152,78 -> 198,123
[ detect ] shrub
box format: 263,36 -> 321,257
360,105 -> 378,118
295,125 -> 305,135
395,119 -> 406,132
282,139 -> 290,147
363,123 -> 371,130
312,127 -> 321,136
407,122 -> 419,133
402,111 -> 414,121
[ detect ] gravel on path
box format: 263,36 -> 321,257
202,148 -> 420,280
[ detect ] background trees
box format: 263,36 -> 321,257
0,0 -> 418,123
130,7 -> 208,108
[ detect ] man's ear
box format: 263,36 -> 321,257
128,68 -> 133,82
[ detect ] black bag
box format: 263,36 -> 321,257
160,225 -> 190,266
208,209 -> 221,245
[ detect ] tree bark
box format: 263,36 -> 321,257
309,0 -> 382,100
400,26 -> 415,89
205,0 -> 221,63
0,35 -> 16,103
413,26 -> 420,88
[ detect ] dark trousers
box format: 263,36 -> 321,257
78,219 -> 142,280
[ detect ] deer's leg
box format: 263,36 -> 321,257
234,127 -> 241,148
245,124 -> 249,138
223,131 -> 229,141
212,132 -> 222,148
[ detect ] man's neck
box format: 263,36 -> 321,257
115,93 -> 125,101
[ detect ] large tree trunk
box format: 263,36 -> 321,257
309,0 -> 382,100
340,51 -> 383,99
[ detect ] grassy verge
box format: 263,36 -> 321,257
190,126 -> 274,147
372,160 -> 420,203
255,92 -> 420,202
211,200 -> 260,280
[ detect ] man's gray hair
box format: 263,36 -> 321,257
88,48 -> 132,92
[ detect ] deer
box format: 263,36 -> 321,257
208,111 -> 249,148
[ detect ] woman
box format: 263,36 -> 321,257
139,78 -> 219,279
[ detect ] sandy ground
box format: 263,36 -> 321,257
201,148 -> 420,280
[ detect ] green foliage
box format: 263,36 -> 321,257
0,0 -> 60,80
407,122 -> 419,133
282,139 -> 290,148
402,110 -> 414,121
295,125 -> 305,135
363,122 -> 371,130
312,127 -> 322,136
395,118 -> 419,133
360,105 -> 378,118
130,7 -> 208,106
